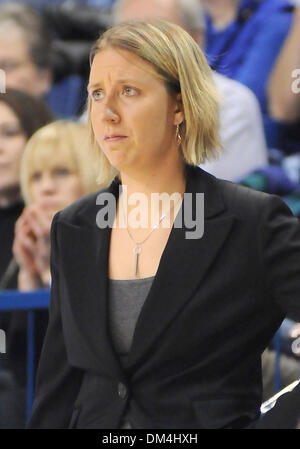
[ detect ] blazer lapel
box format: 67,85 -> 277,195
57,166 -> 236,377
58,180 -> 123,378
127,166 -> 236,369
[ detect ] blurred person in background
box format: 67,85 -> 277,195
0,88 -> 53,429
14,121 -> 99,291
0,1 -> 97,118
200,0 -> 294,149
0,89 -> 53,290
113,0 -> 267,182
268,5 -> 300,154
0,120 -> 99,428
0,2 -> 52,99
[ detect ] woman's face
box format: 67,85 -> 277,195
29,158 -> 84,212
88,47 -> 183,175
0,101 -> 27,195
201,0 -> 239,16
0,26 -> 51,97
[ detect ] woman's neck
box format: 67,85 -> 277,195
119,161 -> 186,228
120,160 -> 186,196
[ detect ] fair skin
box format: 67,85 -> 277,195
0,25 -> 51,97
117,0 -> 204,46
88,47 -> 185,279
13,160 -> 84,290
269,8 -> 300,122
119,0 -> 182,26
200,0 -> 238,30
0,102 -> 26,208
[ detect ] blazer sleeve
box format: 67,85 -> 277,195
254,194 -> 300,429
260,194 -> 300,322
27,212 -> 83,429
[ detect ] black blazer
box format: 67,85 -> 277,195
27,165 -> 300,429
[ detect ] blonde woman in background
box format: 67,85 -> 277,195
1,121 -> 99,429
13,121 -> 99,291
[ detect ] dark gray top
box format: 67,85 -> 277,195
108,276 -> 155,429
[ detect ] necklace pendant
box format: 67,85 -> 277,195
133,244 -> 142,277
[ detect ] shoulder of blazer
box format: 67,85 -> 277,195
55,177 -> 120,228
215,176 -> 275,216
220,177 -> 293,221
54,164 -> 290,228
188,165 -> 285,221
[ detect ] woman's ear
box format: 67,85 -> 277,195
174,93 -> 185,125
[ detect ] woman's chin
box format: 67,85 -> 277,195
105,153 -> 130,173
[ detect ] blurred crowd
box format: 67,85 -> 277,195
0,0 -> 299,428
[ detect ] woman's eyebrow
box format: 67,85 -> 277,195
87,82 -> 101,92
87,78 -> 143,91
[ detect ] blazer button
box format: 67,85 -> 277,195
118,382 -> 128,400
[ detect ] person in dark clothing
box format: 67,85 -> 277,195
28,20 -> 300,429
0,89 -> 53,428
0,120 -> 99,429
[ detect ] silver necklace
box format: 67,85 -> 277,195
122,195 -> 181,278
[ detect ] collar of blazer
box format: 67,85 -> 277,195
55,165 -> 236,376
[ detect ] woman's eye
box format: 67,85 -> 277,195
123,86 -> 136,96
91,89 -> 104,101
31,172 -> 41,182
0,125 -> 23,138
54,168 -> 70,177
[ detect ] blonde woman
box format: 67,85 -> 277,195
13,121 -> 99,291
28,21 -> 300,429
1,121 -> 99,429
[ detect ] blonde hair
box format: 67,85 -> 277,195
20,120 -> 100,205
88,19 -> 221,188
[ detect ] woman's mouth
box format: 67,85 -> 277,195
104,135 -> 127,142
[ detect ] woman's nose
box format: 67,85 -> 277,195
39,175 -> 56,193
104,106 -> 119,122
102,94 -> 120,122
